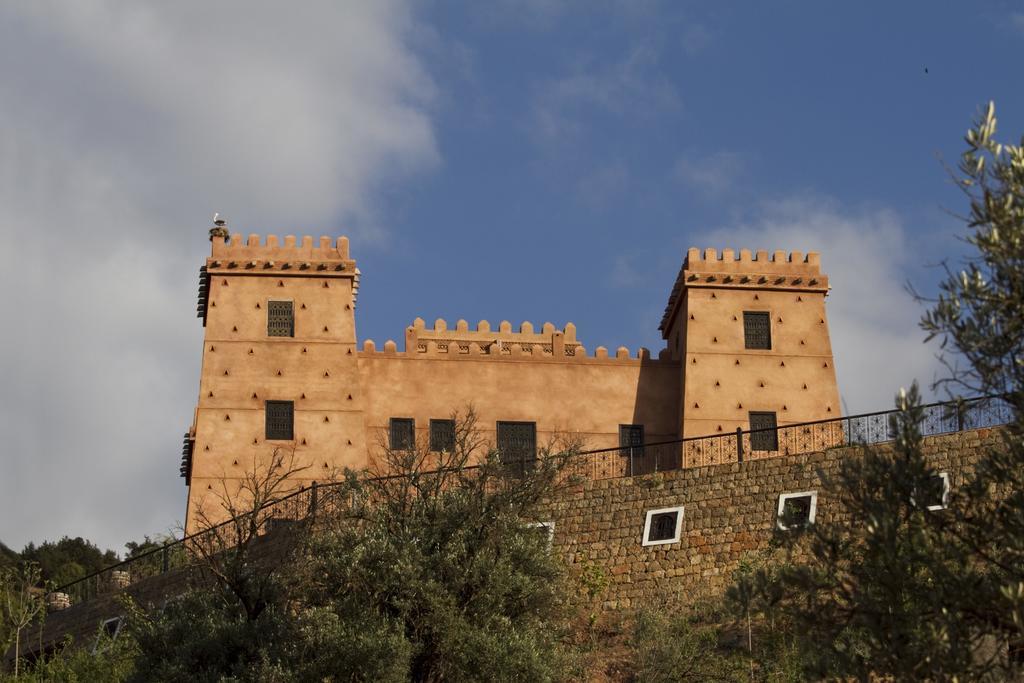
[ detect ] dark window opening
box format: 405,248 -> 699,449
265,401 -> 294,440
103,617 -> 122,638
923,473 -> 949,510
781,496 -> 812,527
268,300 -> 294,337
647,516 -> 679,540
429,419 -> 456,452
619,424 -> 645,472
743,311 -> 771,350
497,421 -> 537,475
749,411 -> 778,451
389,418 -> 415,450
619,424 -> 644,452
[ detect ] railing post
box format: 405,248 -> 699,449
310,481 -> 319,517
161,545 -> 169,573
628,447 -> 634,478
736,427 -> 744,463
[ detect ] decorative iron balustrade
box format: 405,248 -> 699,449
561,395 -> 1013,477
52,395 -> 1012,610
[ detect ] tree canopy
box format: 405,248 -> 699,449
19,537 -> 118,588
728,102 -> 1024,681
128,410 -> 580,682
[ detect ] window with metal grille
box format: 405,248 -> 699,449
267,300 -> 294,337
642,506 -> 683,546
619,423 -> 645,459
777,491 -> 817,530
429,419 -> 455,452
749,411 -> 778,451
651,514 -> 676,540
389,418 -> 415,450
497,421 -> 536,474
743,311 -> 771,350
265,401 -> 294,440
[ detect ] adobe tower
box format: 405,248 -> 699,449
661,248 -> 840,445
183,232 -> 365,531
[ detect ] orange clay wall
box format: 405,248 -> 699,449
185,234 -> 366,532
662,248 -> 840,438
357,320 -> 681,459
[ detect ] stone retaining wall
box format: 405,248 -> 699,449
6,428 -> 999,664
542,427 -> 997,610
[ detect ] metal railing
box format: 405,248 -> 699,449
50,395 -> 1013,610
553,395 -> 1012,480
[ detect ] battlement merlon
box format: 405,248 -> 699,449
362,336 -> 669,362
407,317 -> 581,348
404,318 -> 581,355
659,247 -> 831,338
206,234 -> 356,276
685,247 -> 822,274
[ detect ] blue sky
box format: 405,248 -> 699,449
358,1 -> 1024,400
1,1 -> 1021,553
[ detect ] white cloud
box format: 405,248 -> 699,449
532,47 -> 681,141
673,151 -> 744,196
696,197 -> 944,414
0,1 -> 437,553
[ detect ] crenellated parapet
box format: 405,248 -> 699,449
197,233 -> 358,327
686,247 -> 821,272
407,318 -> 581,357
660,247 -> 829,337
207,234 -> 356,273
360,319 -> 671,363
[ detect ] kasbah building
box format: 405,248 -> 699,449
181,225 -> 841,531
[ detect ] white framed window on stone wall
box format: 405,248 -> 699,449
923,472 -> 950,511
776,491 -> 817,530
527,521 -> 555,547
642,506 -> 684,546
